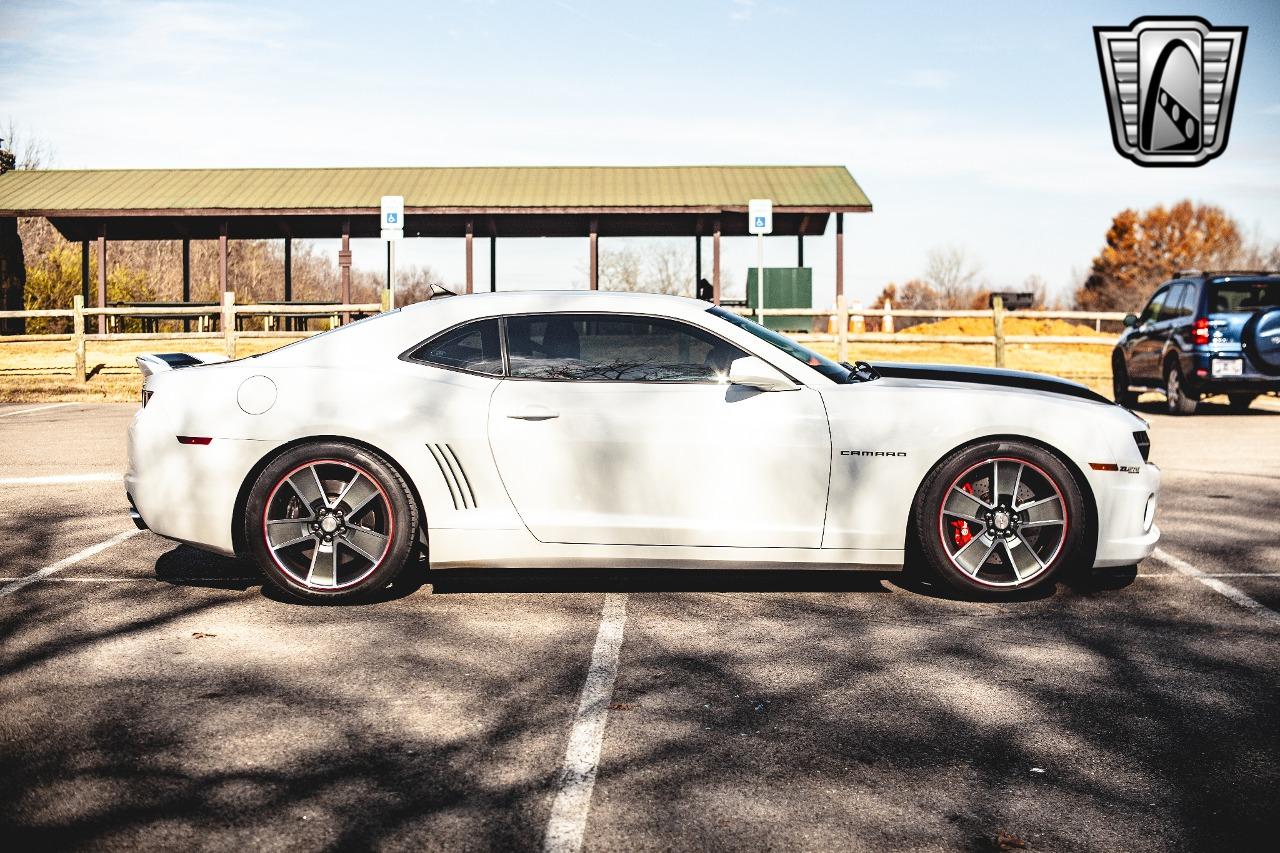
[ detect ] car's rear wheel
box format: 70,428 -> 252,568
913,440 -> 1087,597
246,441 -> 418,602
1164,360 -> 1198,415
1111,353 -> 1138,407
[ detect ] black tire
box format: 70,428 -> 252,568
1228,393 -> 1256,412
1164,360 -> 1198,415
912,440 -> 1088,598
1111,352 -> 1138,407
245,441 -> 419,602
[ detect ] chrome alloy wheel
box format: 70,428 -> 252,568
262,459 -> 394,590
936,457 -> 1069,587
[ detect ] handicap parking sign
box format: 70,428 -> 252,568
380,196 -> 405,238
748,199 -> 773,235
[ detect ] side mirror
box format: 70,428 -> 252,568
1123,313 -> 1139,328
727,356 -> 798,392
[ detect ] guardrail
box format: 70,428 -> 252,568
1,292 -> 1123,382
0,292 -> 387,381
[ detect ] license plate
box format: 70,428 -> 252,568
1212,358 -> 1243,377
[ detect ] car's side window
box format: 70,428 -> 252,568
1172,284 -> 1192,317
505,313 -> 746,382
408,318 -> 504,376
1158,284 -> 1188,321
1139,287 -> 1168,324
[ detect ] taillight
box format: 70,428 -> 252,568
1193,317 -> 1210,345
176,436 -> 213,445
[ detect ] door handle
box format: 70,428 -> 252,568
506,405 -> 559,421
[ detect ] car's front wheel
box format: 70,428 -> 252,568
1111,352 -> 1138,407
912,440 -> 1087,597
245,441 -> 419,602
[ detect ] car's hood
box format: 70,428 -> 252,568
867,362 -> 1116,406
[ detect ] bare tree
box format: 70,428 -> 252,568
923,245 -> 984,307
646,242 -> 694,296
2,119 -> 53,170
598,246 -> 644,292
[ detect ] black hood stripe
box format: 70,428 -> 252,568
870,362 -> 1114,405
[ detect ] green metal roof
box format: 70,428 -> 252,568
0,165 -> 871,215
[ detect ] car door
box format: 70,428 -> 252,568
486,312 -> 831,548
1128,285 -> 1171,381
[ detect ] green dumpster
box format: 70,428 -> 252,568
745,267 -> 813,333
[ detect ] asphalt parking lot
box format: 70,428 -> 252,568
1,398 -> 1278,852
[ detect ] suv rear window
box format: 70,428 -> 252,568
1208,280 -> 1280,313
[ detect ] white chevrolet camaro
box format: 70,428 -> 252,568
127,291 -> 1160,602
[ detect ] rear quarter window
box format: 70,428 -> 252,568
1208,280 -> 1280,313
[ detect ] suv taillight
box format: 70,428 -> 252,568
1193,317 -> 1210,345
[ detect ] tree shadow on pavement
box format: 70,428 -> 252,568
1,546 -> 1273,852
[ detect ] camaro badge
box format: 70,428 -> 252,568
1093,16 -> 1247,167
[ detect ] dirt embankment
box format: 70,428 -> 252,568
903,317 -> 1110,337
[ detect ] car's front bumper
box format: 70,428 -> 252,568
1092,462 -> 1161,568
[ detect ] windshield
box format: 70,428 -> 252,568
1208,279 -> 1280,313
708,306 -> 852,383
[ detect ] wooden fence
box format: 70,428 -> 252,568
736,295 -> 1125,366
0,292 -> 1124,382
0,292 -> 386,381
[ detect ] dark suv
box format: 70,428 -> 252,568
1113,271 -> 1280,414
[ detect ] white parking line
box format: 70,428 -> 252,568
0,402 -> 74,418
1151,548 -> 1280,627
543,592 -> 629,853
0,472 -> 122,486
1135,572 -> 1280,578
0,530 -> 142,599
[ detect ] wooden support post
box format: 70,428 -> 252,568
834,212 -> 844,300
836,294 -> 849,365
80,240 -> 90,307
72,294 -> 86,382
695,234 -> 702,285
96,224 -> 107,335
182,237 -> 191,333
218,220 -> 229,293
589,217 -> 599,290
339,219 -> 351,324
283,237 -> 292,301
992,294 -> 1006,368
465,218 -> 474,294
222,291 -> 236,359
490,234 -> 497,292
712,218 -> 721,306
797,234 -> 804,267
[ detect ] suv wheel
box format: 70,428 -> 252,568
1111,353 -> 1138,407
1164,360 -> 1198,416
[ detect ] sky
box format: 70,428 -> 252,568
2,0 -> 1279,306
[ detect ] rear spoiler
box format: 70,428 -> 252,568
135,352 -> 229,378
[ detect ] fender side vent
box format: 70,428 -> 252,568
427,443 -> 477,510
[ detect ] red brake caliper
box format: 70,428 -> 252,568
951,482 -> 975,547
